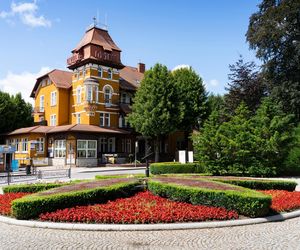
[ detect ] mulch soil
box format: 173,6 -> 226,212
36,178 -> 137,196
152,177 -> 245,191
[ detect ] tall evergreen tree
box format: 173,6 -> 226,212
128,64 -> 184,162
225,56 -> 266,114
246,0 -> 300,120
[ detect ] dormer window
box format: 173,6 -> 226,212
107,68 -> 112,79
98,66 -> 103,77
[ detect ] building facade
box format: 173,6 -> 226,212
5,24 -> 188,167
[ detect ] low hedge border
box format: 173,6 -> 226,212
12,180 -> 141,220
150,162 -> 206,175
148,180 -> 271,217
2,183 -> 67,194
210,178 -> 297,191
95,174 -> 147,180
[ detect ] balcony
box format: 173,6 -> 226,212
32,107 -> 45,115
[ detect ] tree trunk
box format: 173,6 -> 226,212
154,136 -> 160,162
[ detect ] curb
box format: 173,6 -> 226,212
1,210 -> 300,231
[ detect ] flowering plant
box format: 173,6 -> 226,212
0,193 -> 30,216
39,191 -> 238,224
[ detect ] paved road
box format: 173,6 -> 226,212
0,217 -> 300,249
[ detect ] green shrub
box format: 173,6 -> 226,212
150,162 -> 206,175
148,180 -> 271,217
12,181 -> 141,220
3,183 -> 67,194
211,178 -> 297,191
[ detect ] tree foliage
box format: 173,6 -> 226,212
193,98 -> 295,177
246,0 -> 300,120
128,64 -> 184,161
172,67 -> 207,130
0,91 -> 33,135
225,56 -> 266,114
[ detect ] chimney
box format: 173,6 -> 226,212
137,63 -> 145,73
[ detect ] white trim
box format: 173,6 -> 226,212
96,110 -> 118,115
71,110 -> 85,115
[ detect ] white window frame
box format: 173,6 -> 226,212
50,114 -> 57,126
50,91 -> 57,106
86,85 -> 93,102
104,85 -> 113,104
126,139 -> 132,153
76,113 -> 81,124
77,140 -> 97,158
99,137 -> 107,152
54,140 -> 66,158
100,113 -> 104,127
22,138 -> 28,152
76,87 -> 81,104
108,138 -> 115,152
15,138 -> 20,152
37,138 -> 45,153
40,95 -> 44,112
105,113 -> 110,127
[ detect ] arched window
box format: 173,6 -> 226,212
103,85 -> 113,104
107,68 -> 112,79
98,66 -> 103,77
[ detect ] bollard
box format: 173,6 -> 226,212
145,159 -> 150,177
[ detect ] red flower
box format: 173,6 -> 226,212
0,193 -> 30,216
39,191 -> 239,224
259,190 -> 300,212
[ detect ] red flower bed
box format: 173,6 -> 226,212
260,190 -> 300,212
39,191 -> 239,223
0,193 -> 30,216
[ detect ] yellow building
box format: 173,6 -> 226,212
5,23 -> 187,167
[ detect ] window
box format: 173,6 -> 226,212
121,138 -> 132,153
121,93 -> 127,103
99,137 -> 107,152
54,140 -> 66,158
100,113 -> 110,127
50,114 -> 56,126
126,139 -> 132,153
50,91 -> 57,106
77,140 -> 97,158
15,139 -> 20,152
83,66 -> 86,78
76,87 -> 81,104
22,138 -> 28,152
76,113 -> 81,124
107,68 -> 112,79
98,66 -> 103,77
104,86 -> 112,104
108,138 -> 115,152
37,138 -> 44,152
40,95 -> 44,112
86,85 -> 93,102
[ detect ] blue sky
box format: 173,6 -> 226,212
0,0 -> 261,103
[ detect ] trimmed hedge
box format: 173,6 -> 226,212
95,174 -> 147,180
148,180 -> 271,217
211,178 -> 297,191
12,181 -> 141,220
3,183 -> 66,194
150,162 -> 206,175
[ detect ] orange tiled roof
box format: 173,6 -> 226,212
7,126 -> 52,135
73,27 -> 121,52
119,66 -> 144,91
30,69 -> 72,98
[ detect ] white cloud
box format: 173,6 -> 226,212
204,79 -> 220,88
0,1 -> 51,27
172,64 -> 191,72
0,67 -> 51,104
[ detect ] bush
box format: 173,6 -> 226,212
12,181 -> 141,220
211,178 -> 297,191
3,183 -> 66,194
150,162 -> 206,175
148,180 -> 271,217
